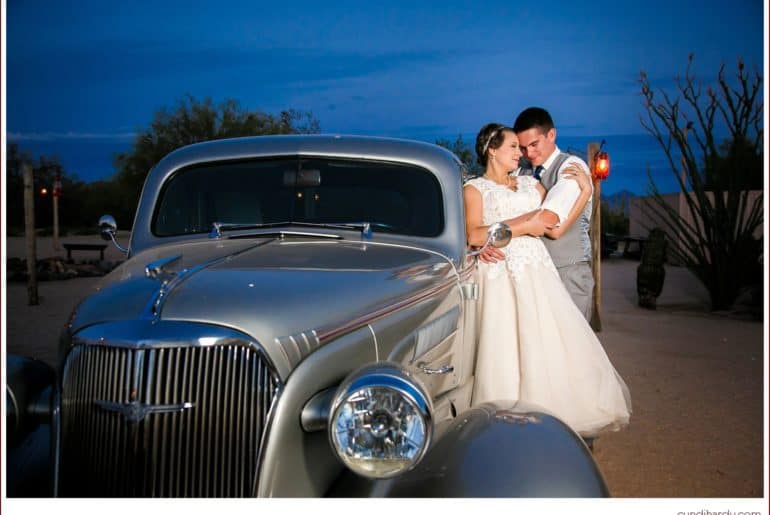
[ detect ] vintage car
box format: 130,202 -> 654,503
6,135 -> 608,497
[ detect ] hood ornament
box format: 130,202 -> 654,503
145,254 -> 182,283
95,400 -> 195,423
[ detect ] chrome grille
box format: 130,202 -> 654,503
59,343 -> 279,497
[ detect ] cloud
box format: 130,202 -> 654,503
8,40 -> 458,91
7,131 -> 137,142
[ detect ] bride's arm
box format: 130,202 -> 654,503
505,181 -> 558,234
464,184 -> 545,247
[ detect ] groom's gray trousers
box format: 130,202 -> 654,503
556,262 -> 594,322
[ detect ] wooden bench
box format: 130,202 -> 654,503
63,243 -> 108,262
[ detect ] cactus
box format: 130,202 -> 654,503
636,228 -> 667,309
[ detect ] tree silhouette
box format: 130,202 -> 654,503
435,134 -> 481,177
111,95 -> 320,226
639,55 -> 763,310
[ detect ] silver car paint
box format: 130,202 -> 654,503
70,238 -> 460,380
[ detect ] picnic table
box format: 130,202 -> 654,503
63,242 -> 108,262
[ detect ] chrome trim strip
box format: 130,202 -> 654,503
315,274 -> 458,344
368,324 -> 379,362
252,380 -> 283,497
416,363 -> 455,375
273,330 -> 322,369
52,389 -> 61,497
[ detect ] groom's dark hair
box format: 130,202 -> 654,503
513,107 -> 554,134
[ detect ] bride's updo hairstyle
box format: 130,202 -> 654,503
475,123 -> 510,167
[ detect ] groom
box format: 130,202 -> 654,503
482,107 -> 595,321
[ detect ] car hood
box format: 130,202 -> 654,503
69,237 -> 455,375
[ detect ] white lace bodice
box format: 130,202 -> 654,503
465,175 -> 558,280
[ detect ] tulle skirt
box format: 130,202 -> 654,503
471,261 -> 632,436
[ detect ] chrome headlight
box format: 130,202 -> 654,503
329,363 -> 432,478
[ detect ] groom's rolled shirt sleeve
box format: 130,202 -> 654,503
540,157 -> 590,225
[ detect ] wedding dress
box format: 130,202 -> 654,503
467,175 -> 631,436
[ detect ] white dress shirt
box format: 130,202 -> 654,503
537,146 -> 592,224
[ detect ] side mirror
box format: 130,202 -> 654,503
99,214 -> 118,241
98,214 -> 129,254
468,222 -> 512,256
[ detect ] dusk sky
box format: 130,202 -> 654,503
3,0 -> 766,191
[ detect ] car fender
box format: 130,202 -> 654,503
327,400 -> 609,497
5,354 -> 56,496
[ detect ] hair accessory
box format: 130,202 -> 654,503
481,126 -> 504,155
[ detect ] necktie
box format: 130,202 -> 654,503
534,165 -> 545,181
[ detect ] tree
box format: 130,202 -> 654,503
638,56 -> 763,310
5,143 -> 76,232
435,134 -> 482,176
112,95 -> 320,226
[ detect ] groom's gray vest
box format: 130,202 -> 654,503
520,153 -> 593,268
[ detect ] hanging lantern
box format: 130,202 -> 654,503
593,151 -> 610,181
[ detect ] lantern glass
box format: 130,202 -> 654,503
594,151 -> 610,181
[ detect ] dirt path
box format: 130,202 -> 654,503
592,262 -> 764,497
3,239 -> 765,497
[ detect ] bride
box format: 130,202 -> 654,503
464,123 -> 632,437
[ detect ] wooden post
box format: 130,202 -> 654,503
53,193 -> 60,250
23,162 -> 39,305
53,171 -> 62,250
587,142 -> 601,332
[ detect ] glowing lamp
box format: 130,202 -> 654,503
40,187 -> 49,196
593,151 -> 610,181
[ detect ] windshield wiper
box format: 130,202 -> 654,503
210,221 -> 392,239
210,221 -> 294,238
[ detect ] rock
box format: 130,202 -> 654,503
6,256 -> 122,282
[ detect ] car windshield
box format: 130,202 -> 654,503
152,157 -> 444,237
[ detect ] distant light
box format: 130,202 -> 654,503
297,192 -> 304,199
40,187 -> 49,196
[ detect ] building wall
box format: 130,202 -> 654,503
629,190 -> 763,263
